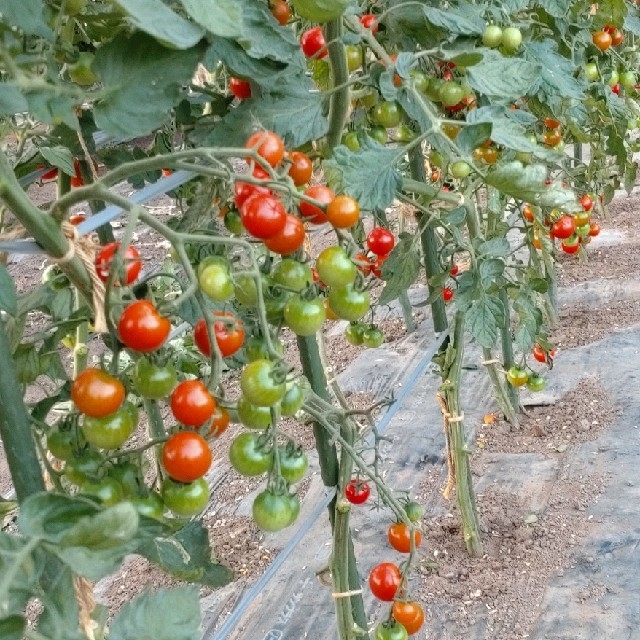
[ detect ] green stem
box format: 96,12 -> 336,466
325,19 -> 350,153
481,347 -> 519,426
542,250 -> 559,328
0,319 -> 45,501
498,287 -> 519,414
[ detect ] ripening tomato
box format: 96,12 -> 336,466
360,13 -> 378,34
118,300 -> 171,353
369,562 -> 401,601
592,30 -> 612,51
241,192 -> 287,239
287,151 -> 313,186
72,368 -> 125,418
162,431 -> 212,483
345,478 -> 370,504
506,366 -> 529,387
208,406 -> 231,438
326,195 -> 360,229
611,29 -> 624,46
95,242 -> 142,285
299,184 -> 335,224
392,601 -> 425,636
366,227 -> 395,256
270,0 -> 291,25
264,214 -> 306,255
301,26 -> 327,59
387,521 -> 422,553
170,380 -> 216,426
543,128 -> 562,147
562,240 -> 580,254
229,77 -> 251,100
551,215 -> 575,240
194,313 -> 245,358
245,131 -> 285,167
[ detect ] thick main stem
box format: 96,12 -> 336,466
325,19 -> 350,153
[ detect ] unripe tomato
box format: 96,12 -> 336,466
80,477 -> 124,506
316,246 -> 357,287
450,160 -> 471,179
199,263 -> 234,302
284,295 -> 326,336
229,432 -> 273,476
132,358 -> 177,399
371,101 -> 402,129
161,477 -> 209,517
501,26 -> 522,52
482,24 -> 503,48
82,402 -> 137,449
252,489 -> 296,531
362,326 -> 384,348
240,359 -> 287,407
346,45 -> 363,71
439,82 -> 464,107
328,284 -> 370,321
506,366 -> 529,387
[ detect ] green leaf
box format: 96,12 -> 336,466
26,91 -> 79,130
465,294 -> 505,348
138,521 -> 233,587
109,586 -> 201,640
0,85 -> 28,116
94,33 -> 205,138
0,495 -> 17,518
526,41 -> 584,101
291,0 -> 351,23
454,122 -> 492,154
0,532 -> 41,616
442,207 -> 467,226
324,139 -> 402,210
36,565 -> 84,640
378,234 -> 421,305
478,258 -> 504,289
0,0 -> 52,38
476,238 -> 511,258
536,0 -> 569,17
0,264 -> 17,316
178,0 -> 242,38
486,161 -> 580,211
0,615 -> 26,640
13,344 -> 40,384
39,146 -> 76,177
423,7 -> 484,35
624,160 -> 637,194
529,278 -> 549,294
49,286 -> 75,321
467,51 -> 542,102
112,0 -> 205,49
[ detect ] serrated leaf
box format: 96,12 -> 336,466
535,0 -> 568,17
36,566 -> 85,640
0,0 -> 52,38
467,51 -> 542,102
178,0 -> 241,37
113,0 -> 205,49
138,521 -> 233,587
26,91 -> 79,130
466,294 -> 505,348
477,238 -> 510,258
39,147 -> 75,176
455,122 -> 492,154
324,139 -> 402,210
514,317 -> 537,352
478,258 -> 504,289
109,586 -> 201,640
526,41 -> 584,101
423,7 -> 484,35
0,264 -> 17,315
378,235 -> 420,305
0,85 -> 28,116
94,34 -> 205,138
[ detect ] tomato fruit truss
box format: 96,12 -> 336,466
194,313 -> 245,358
71,368 -> 125,418
240,359 -> 287,407
299,184 -> 335,224
162,430 -> 212,483
369,562 -> 402,601
245,130 -> 285,168
82,402 -> 137,449
367,227 -> 395,256
345,478 -> 370,504
252,488 -> 298,531
392,601 -> 425,635
118,300 -> 171,353
301,26 -> 327,59
170,379 -> 216,426
161,477 -> 209,517
95,242 -> 142,286
387,521 -> 422,553
241,192 -> 287,239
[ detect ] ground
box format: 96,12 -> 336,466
2,176 -> 640,640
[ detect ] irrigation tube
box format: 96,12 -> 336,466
207,329 -> 449,640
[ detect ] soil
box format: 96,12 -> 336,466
3,170 -> 640,639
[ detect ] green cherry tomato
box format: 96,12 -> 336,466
439,82 -> 464,107
371,101 -> 402,129
80,476 -> 124,506
244,335 -> 284,362
346,45 -> 363,71
620,71 -> 636,88
450,160 -> 472,179
367,126 -> 388,145
362,326 -> 384,348
584,62 -> 599,82
501,26 -> 522,52
161,477 -> 209,517
229,432 -> 273,476
224,209 -> 244,235
482,24 -> 503,48
280,382 -> 306,416
410,70 -> 430,93
277,446 -> 308,484
342,131 -> 361,152
344,321 -> 366,346
63,449 -> 103,486
575,223 -> 591,237
328,284 -> 371,321
264,289 -> 291,325
252,489 -> 294,532
108,461 -> 141,496
506,366 -> 529,387
47,428 -> 80,461
285,492 -> 301,525
132,357 -> 177,399
284,295 -> 326,336
272,259 -> 313,292
607,70 -> 619,88
129,492 -> 165,520
374,621 -> 409,640
81,402 -> 138,450
404,500 -> 424,522
240,359 -> 287,407
316,246 -> 357,287
526,374 -> 546,392
199,263 -> 234,302
234,273 -> 263,307
236,396 -> 275,429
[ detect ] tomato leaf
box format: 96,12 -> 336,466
93,33 -> 206,138
378,234 -> 421,305
454,122 -> 492,154
112,0 -> 205,48
0,85 -> 28,117
422,7 -> 484,35
35,566 -> 85,640
465,293 -> 505,348
13,344 -> 40,384
324,139 -> 402,210
0,264 -> 17,316
478,258 -> 504,290
109,586 -> 201,640
38,146 -> 75,177
0,0 -> 52,39
525,41 -> 584,102
26,91 -> 79,130
0,615 -> 25,640
138,521 -> 234,587
466,51 -> 542,102
476,238 -> 511,258
0,532 -> 42,615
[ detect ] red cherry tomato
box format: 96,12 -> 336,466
162,430 -> 212,483
241,192 -> 287,239
299,184 -> 335,225
360,13 -> 379,34
287,151 -> 313,186
194,313 -> 245,358
170,380 -> 216,427
264,214 -> 306,255
366,227 -> 395,256
245,131 -> 285,168
369,562 -> 401,601
229,77 -> 251,100
95,242 -> 142,285
442,287 -> 454,302
71,368 -> 125,418
301,26 -> 327,59
345,478 -> 370,504
118,300 -> 171,353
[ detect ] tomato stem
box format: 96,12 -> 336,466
325,18 -> 351,154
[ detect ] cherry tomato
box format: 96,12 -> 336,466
345,478 -> 370,504
523,204 -> 534,222
236,397 -> 274,429
326,195 -> 360,229
170,380 -> 216,426
543,128 -> 562,147
374,621 -> 409,640
81,402 -> 137,449
345,322 -> 366,346
118,300 -> 171,353
284,295 -> 326,336
252,489 -> 296,531
592,30 -> 612,51
392,601 -> 425,636
95,242 -> 142,286
371,255 -> 387,278
387,521 -> 422,553
47,428 -> 79,461
301,26 -> 327,59
482,24 -> 503,48
562,240 -> 581,254
404,500 -> 423,522
346,45 -> 363,72
277,446 -> 308,484
526,373 -> 546,392
64,449 -> 103,486
229,432 -> 273,476
449,264 -> 459,276
450,160 -> 471,179
362,326 -> 384,348
234,180 -> 272,210
442,287 -> 454,302
501,26 -> 522,51
611,29 -> 624,46
532,344 -> 547,363
360,13 -> 379,34
366,227 -> 395,256
551,215 -> 575,240
240,359 -> 286,407
280,382 -> 305,416
245,130 -> 285,167
316,246 -> 357,287
241,192 -> 287,239
129,492 -> 165,520
199,263 -> 234,302
224,209 -> 244,235
206,406 -> 230,438
194,313 -> 245,358
584,62 -> 599,82
328,284 -> 370,321
544,117 -> 561,129
264,213 -> 306,255
439,82 -> 464,107
162,430 -> 212,483
580,194 -> 594,211
287,151 -> 313,186
589,221 -> 601,237
72,368 -> 125,418
573,211 -> 590,227
506,366 -> 529,387
161,477 -> 209,517
108,461 -> 140,496
229,77 -> 251,100
299,184 -> 335,224
80,476 -> 124,506
270,0 -> 291,25
371,101 -> 402,129
369,562 -> 401,601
